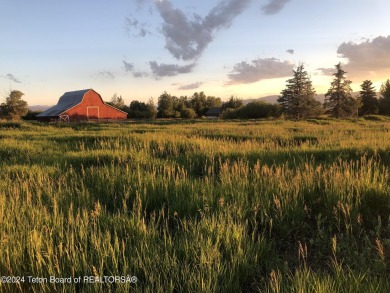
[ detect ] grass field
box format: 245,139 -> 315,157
0,117 -> 389,292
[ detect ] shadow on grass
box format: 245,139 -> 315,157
171,147 -> 389,179
199,133 -> 319,146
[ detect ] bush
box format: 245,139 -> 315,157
0,121 -> 22,128
363,115 -> 386,121
22,110 -> 42,120
221,108 -> 238,119
222,102 -> 280,119
180,108 -> 197,119
127,100 -> 156,119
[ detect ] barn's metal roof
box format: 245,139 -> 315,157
37,89 -> 90,117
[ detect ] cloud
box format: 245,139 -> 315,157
177,82 -> 203,90
155,0 -> 251,61
316,67 -> 335,76
2,73 -> 22,83
122,60 -> 135,72
316,36 -> 390,79
262,0 -> 291,15
227,57 -> 294,85
134,0 -> 151,10
286,49 -> 294,55
125,1 -> 292,78
149,61 -> 196,78
136,0 -> 148,5
122,60 -> 149,78
337,36 -> 390,78
125,17 -> 151,37
97,71 -> 115,79
133,71 -> 149,78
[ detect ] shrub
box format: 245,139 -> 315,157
180,108 -> 197,119
0,121 -> 22,128
222,102 -> 280,119
363,115 -> 386,121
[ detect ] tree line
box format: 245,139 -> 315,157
108,91 -> 245,119
1,62 -> 389,121
278,63 -> 390,119
113,62 -> 389,120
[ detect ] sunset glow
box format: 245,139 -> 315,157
1,0 -> 390,105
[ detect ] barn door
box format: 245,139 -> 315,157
87,106 -> 99,120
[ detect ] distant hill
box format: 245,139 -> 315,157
29,105 -> 52,112
244,93 -> 359,105
243,95 -> 279,105
244,94 -> 326,105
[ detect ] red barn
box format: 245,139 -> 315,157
37,89 -> 127,122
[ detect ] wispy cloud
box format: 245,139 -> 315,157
316,67 -> 335,76
149,61 -> 196,78
125,17 -> 151,37
136,0 -> 148,5
122,60 -> 135,72
133,71 -> 149,78
177,82 -> 203,90
2,73 -> 22,83
262,0 -> 291,15
125,1 -> 292,79
286,49 -> 294,55
122,60 -> 149,78
227,57 -> 294,85
155,0 -> 251,61
97,71 -> 115,79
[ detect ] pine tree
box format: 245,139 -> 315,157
324,63 -> 358,118
379,79 -> 390,115
277,64 -> 322,120
359,80 -> 379,116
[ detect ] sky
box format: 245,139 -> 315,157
1,0 -> 390,105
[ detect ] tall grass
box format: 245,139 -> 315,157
0,119 -> 389,292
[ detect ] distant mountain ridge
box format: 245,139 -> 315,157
244,92 -> 360,105
244,94 -> 325,105
29,105 -> 52,111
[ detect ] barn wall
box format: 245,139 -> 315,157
63,90 -> 127,121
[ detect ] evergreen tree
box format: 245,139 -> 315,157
358,80 -> 378,116
324,63 -> 358,118
0,90 -> 28,120
379,79 -> 390,115
277,64 -> 322,119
